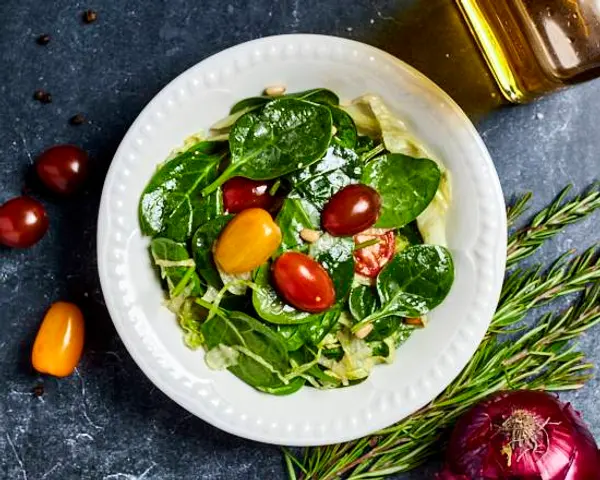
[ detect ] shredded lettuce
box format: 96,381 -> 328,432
205,344 -> 240,370
417,171 -> 451,246
177,299 -> 205,349
152,258 -> 196,269
166,281 -> 196,314
343,94 -> 429,157
318,329 -> 381,385
218,268 -> 252,295
210,108 -> 252,132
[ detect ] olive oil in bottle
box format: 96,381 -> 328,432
456,0 -> 600,102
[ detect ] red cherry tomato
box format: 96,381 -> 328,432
36,145 -> 88,194
0,196 -> 49,248
272,252 -> 336,313
353,229 -> 395,278
322,184 -> 381,236
222,177 -> 278,213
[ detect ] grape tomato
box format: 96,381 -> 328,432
214,208 -> 281,274
36,144 -> 88,195
272,252 -> 336,313
322,184 -> 381,236
222,177 -> 278,213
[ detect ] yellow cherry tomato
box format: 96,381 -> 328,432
32,302 -> 85,377
215,208 -> 282,274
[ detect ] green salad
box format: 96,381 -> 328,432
138,87 -> 454,395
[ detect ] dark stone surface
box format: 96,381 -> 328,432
0,1 -> 598,479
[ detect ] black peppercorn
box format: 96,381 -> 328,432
69,113 -> 87,125
32,383 -> 44,397
33,89 -> 52,104
36,34 -> 51,46
83,9 -> 97,24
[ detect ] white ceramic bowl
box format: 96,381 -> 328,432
97,34 -> 506,446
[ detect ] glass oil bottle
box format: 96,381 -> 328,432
456,0 -> 600,102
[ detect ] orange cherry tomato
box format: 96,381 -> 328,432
214,208 -> 282,274
32,302 -> 85,377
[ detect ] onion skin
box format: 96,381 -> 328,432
439,390 -> 600,480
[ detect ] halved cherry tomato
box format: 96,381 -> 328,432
222,177 -> 278,213
36,144 -> 89,195
0,196 -> 49,248
272,252 -> 335,313
322,184 -> 381,236
353,228 -> 395,278
214,208 -> 281,274
32,302 -> 85,377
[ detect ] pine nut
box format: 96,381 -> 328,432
355,323 -> 374,339
300,228 -> 321,243
264,85 -> 286,96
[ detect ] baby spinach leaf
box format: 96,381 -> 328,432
203,99 -> 332,195
195,188 -> 224,229
150,238 -> 203,297
201,310 -> 290,390
349,286 -> 411,341
277,325 -> 306,352
191,215 -> 233,289
252,264 -> 319,325
368,245 -> 454,323
230,96 -> 270,114
229,88 -> 339,115
330,107 -> 357,149
177,298 -> 207,349
258,377 -> 305,395
369,340 -> 390,358
139,141 -> 227,241
362,153 -> 441,229
368,317 -> 406,342
288,145 -> 362,211
277,308 -> 341,351
291,88 -> 339,106
275,198 -> 318,253
322,346 -> 344,361
349,285 -> 378,321
398,221 -> 424,246
300,308 -> 341,346
355,135 -> 377,155
220,293 -> 253,312
309,234 -> 355,301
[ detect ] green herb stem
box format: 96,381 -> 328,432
170,266 -> 196,298
270,179 -> 282,196
201,163 -> 239,197
361,144 -> 385,163
354,238 -> 379,250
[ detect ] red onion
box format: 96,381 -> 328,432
439,390 -> 600,479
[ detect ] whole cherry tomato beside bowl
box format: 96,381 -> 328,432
36,144 -> 88,195
0,196 -> 49,248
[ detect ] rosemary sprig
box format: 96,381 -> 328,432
286,185 -> 600,480
506,184 -> 599,266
